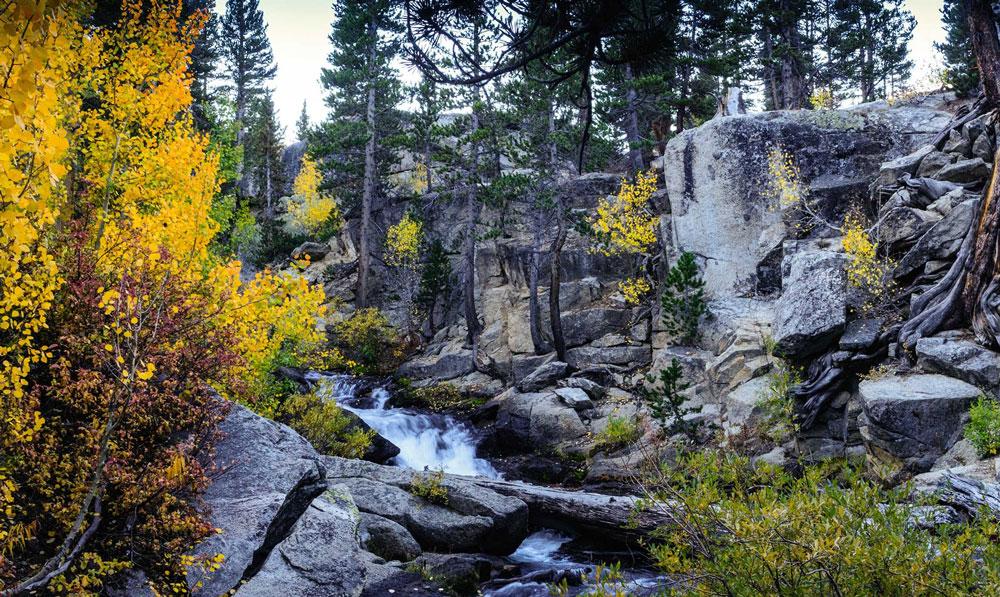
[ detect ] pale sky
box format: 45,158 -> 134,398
217,0 -> 948,143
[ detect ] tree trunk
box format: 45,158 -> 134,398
624,62 -> 644,174
235,82 -> 247,204
528,214 -> 548,354
549,194 -> 568,361
357,11 -> 377,309
969,0 -> 1000,106
463,91 -> 483,351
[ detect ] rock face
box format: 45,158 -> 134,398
859,374 -> 981,475
494,391 -> 588,453
662,106 -> 950,297
773,248 -> 847,359
187,405 -> 330,597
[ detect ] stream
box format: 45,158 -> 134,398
308,373 -> 667,595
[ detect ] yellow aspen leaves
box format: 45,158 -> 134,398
590,170 -> 659,257
284,157 -> 340,235
385,213 -> 423,267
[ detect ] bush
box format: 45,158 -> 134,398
661,252 -> 707,345
409,470 -> 449,505
645,451 -> 1000,595
757,363 -> 802,442
332,308 -> 405,374
278,391 -> 373,458
393,380 -> 485,412
966,395 -> 1000,457
593,416 -> 641,452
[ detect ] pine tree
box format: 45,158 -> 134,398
937,0 -> 979,97
296,100 -> 310,141
409,77 -> 455,194
312,0 -> 403,308
182,0 -> 218,131
830,0 -> 914,103
220,0 -> 277,197
757,0 -> 815,110
245,92 -> 286,216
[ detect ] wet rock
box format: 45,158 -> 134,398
340,410 -> 400,464
359,513 -> 421,562
773,249 -> 846,359
915,335 -> 1000,391
896,199 -> 976,278
411,553 -> 502,595
237,487 -> 366,597
859,374 -> 980,475
517,359 -> 569,392
936,157 -> 991,184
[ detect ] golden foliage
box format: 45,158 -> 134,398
842,211 -> 895,315
766,147 -> 806,208
385,213 -> 423,267
590,170 -> 659,256
618,277 -> 651,306
284,157 -> 339,235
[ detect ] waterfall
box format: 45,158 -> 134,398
308,373 -> 499,478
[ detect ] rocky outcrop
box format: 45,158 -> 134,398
662,105 -> 951,297
859,374 -> 981,475
773,246 -> 847,359
493,390 -> 588,453
915,335 -> 1000,392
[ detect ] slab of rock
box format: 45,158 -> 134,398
397,342 -> 475,381
973,131 -> 994,161
495,391 -> 588,452
236,487 -> 366,597
188,405 -> 328,597
359,513 -> 422,562
560,376 -> 606,400
561,308 -> 632,348
942,128 -> 972,156
916,150 -> 956,178
859,374 -> 980,474
722,375 -> 771,433
878,207 -> 940,251
511,352 -> 556,383
774,249 -> 846,359
937,157 -> 991,184
839,318 -> 883,351
553,387 -> 594,411
565,345 -> 650,369
517,359 -> 569,391
875,144 -> 933,188
915,336 -> 1000,391
896,199 -> 976,278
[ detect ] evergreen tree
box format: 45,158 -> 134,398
182,0 -> 219,131
937,0 -> 979,97
408,77 -> 455,194
245,92 -> 286,216
220,0 -> 277,197
418,239 -> 452,334
296,100 -> 310,141
830,0 -> 914,103
312,0 -> 404,308
757,0 -> 815,110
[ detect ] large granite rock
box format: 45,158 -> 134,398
915,335 -> 1000,392
188,405 -> 329,597
662,106 -> 950,297
494,391 -> 588,453
237,487 -> 366,597
896,199 -> 977,278
323,457 -> 529,555
565,345 -> 651,369
774,248 -> 847,359
517,359 -> 569,392
359,513 -> 422,562
859,374 -> 981,475
397,339 -> 475,382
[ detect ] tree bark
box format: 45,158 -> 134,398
463,90 -> 483,351
549,194 -> 568,361
624,62 -> 644,174
357,9 -> 377,309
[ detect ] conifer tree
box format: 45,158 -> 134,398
312,0 -> 403,308
296,100 -> 310,141
182,0 -> 219,130
830,0 -> 914,102
245,92 -> 286,216
936,0 -> 979,97
220,0 -> 277,197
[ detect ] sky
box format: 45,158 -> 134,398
223,0 -> 949,143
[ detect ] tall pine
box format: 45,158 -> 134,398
220,0 -> 277,198
830,0 -> 914,103
312,0 -> 403,308
245,92 -> 286,216
182,0 -> 218,131
937,0 -> 979,97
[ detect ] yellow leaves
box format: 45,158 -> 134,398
589,170 -> 659,257
385,213 -> 423,268
284,158 -> 339,236
617,277 -> 651,306
842,211 -> 896,316
766,147 -> 805,208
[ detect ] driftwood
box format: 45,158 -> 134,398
467,477 -> 671,543
936,473 -> 1000,518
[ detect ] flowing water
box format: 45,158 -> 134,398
306,373 -> 665,595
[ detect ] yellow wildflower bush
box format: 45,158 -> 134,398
284,157 -> 340,236
590,170 -> 659,256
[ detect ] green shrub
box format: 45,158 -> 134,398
409,470 -> 449,505
645,450 -> 1000,595
639,357 -> 697,439
332,308 -> 405,374
966,395 -> 1000,457
593,416 -> 641,452
278,391 -> 373,458
393,380 -> 485,412
757,363 -> 802,442
661,251 -> 708,345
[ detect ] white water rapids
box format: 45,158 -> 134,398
308,373 -> 499,477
